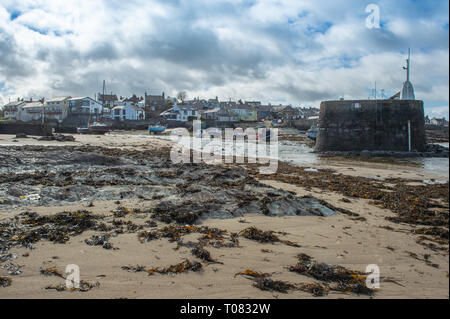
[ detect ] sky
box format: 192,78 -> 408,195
0,0 -> 448,118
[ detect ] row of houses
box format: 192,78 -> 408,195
2,92 -> 319,124
2,96 -> 148,123
3,96 -> 104,123
160,101 -> 315,123
425,116 -> 449,127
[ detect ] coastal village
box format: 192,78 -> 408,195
0,47 -> 449,300
0,91 -> 322,130
0,0 -> 448,302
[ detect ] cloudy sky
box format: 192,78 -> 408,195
0,0 -> 448,118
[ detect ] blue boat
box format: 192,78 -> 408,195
148,125 -> 166,134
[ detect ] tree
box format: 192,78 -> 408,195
177,91 -> 187,103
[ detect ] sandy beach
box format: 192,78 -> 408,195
0,132 -> 448,299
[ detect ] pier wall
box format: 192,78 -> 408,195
0,122 -> 52,136
315,100 -> 426,152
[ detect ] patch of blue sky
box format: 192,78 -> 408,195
424,101 -> 449,109
306,22 -> 332,35
53,30 -> 73,37
23,25 -> 48,35
9,10 -> 21,20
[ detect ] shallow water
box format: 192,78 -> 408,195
142,130 -> 449,179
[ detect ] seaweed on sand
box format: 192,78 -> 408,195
239,227 -> 300,247
297,282 -> 329,297
288,253 -> 375,296
0,276 -> 12,287
191,245 -> 222,264
121,265 -> 147,272
6,210 -> 104,247
234,269 -> 295,294
122,260 -> 203,276
85,234 -> 115,250
149,200 -> 223,225
45,280 -> 100,292
253,278 -> 296,293
147,259 -> 203,275
40,266 -> 65,279
138,225 -> 238,249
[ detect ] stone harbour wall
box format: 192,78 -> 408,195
314,99 -> 426,152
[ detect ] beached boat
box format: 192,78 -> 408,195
148,125 -> 166,134
89,122 -> 110,134
76,126 -> 90,134
77,122 -> 110,134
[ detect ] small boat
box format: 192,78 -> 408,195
306,125 -> 318,140
148,125 -> 166,134
77,125 -> 90,134
77,122 -> 110,134
88,122 -> 110,134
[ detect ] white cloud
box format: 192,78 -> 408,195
0,0 -> 448,109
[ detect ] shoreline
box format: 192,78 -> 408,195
0,132 -> 448,299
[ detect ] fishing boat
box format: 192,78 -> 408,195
306,125 -> 318,140
148,125 -> 166,134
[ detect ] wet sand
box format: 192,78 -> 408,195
0,132 -> 448,299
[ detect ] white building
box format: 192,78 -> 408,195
112,104 -> 145,121
160,104 -> 199,122
68,97 -> 103,115
18,102 -> 44,122
2,101 -> 26,119
45,96 -> 71,122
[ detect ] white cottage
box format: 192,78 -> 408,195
160,104 -> 199,122
68,97 -> 103,115
18,102 -> 44,122
112,105 -> 145,121
2,101 -> 26,119
45,96 -> 71,122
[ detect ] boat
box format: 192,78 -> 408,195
77,122 -> 110,134
148,125 -> 166,134
77,125 -> 90,134
88,122 -> 110,134
306,125 -> 318,140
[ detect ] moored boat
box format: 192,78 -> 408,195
148,125 -> 166,134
